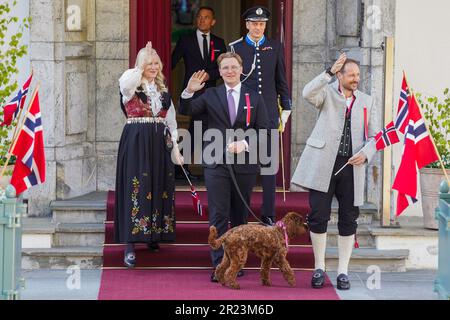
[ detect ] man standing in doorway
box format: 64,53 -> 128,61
172,6 -> 227,180
229,6 -> 292,226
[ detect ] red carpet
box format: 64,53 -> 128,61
102,244 -> 315,269
98,190 -> 339,300
106,190 -> 310,222
98,269 -> 339,300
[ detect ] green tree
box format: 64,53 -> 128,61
0,0 -> 31,167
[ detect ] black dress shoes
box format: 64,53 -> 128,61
311,269 -> 325,289
210,269 -> 218,283
124,252 -> 136,268
147,242 -> 160,252
337,273 -> 351,290
261,216 -> 275,226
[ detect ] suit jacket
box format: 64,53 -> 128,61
230,37 -> 291,127
291,72 -> 379,206
172,30 -> 227,94
179,83 -> 269,174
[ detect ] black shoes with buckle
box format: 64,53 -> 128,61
311,269 -> 325,289
210,269 -> 218,283
124,252 -> 136,268
337,273 -> 351,290
261,216 -> 275,226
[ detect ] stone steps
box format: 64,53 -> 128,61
22,218 -> 376,249
20,192 -> 412,272
53,223 -> 105,247
21,245 -> 408,272
22,246 -> 103,269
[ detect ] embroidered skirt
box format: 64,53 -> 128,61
114,121 -> 176,243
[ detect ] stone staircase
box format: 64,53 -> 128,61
21,191 -> 416,272
22,192 -> 106,270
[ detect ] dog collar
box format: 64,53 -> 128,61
275,221 -> 289,251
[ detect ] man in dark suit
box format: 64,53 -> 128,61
179,52 -> 269,282
229,6 -> 292,226
172,7 -> 227,179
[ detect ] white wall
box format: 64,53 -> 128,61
393,0 -> 450,216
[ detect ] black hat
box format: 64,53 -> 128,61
242,6 -> 271,21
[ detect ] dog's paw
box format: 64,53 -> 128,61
230,283 -> 241,290
288,280 -> 296,287
262,279 -> 272,286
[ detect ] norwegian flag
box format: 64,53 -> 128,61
396,193 -> 418,216
392,93 -> 439,216
190,185 -> 202,216
375,121 -> 400,151
0,73 -> 33,126
394,74 -> 410,134
10,89 -> 46,195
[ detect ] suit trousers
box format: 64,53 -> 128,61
204,165 -> 256,267
261,122 -> 277,218
307,156 -> 360,236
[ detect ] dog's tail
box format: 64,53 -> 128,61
208,226 -> 224,250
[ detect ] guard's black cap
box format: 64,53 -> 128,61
242,6 -> 271,21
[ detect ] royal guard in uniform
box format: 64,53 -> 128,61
229,6 -> 292,226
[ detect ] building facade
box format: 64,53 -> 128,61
20,0 -> 449,219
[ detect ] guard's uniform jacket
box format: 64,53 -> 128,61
230,35 -> 291,127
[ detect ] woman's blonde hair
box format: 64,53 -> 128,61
135,47 -> 168,93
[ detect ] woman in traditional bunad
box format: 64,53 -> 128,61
115,42 -> 183,268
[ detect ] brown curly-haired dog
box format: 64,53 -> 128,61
208,212 -> 308,290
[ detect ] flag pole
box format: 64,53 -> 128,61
280,125 -> 286,202
0,83 -> 40,180
278,100 -> 286,202
10,70 -> 34,145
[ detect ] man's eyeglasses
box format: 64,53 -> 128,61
220,65 -> 241,71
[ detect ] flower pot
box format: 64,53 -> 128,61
420,167 -> 450,230
0,165 -> 14,190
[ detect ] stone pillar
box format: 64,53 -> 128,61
28,0 -> 129,216
95,0 -> 129,191
28,0 -> 65,216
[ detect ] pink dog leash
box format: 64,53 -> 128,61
275,221 -> 289,252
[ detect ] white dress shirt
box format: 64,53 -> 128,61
224,82 -> 241,117
196,29 -> 210,60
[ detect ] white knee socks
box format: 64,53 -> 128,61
310,231 -> 327,271
338,234 -> 355,276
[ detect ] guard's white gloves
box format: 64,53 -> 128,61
280,110 -> 292,132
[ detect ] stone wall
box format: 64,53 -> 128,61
28,0 -> 129,216
290,0 -> 395,212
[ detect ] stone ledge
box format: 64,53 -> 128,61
326,248 -> 409,260
370,216 -> 438,237
22,246 -> 103,257
56,223 -> 105,233
50,191 -> 107,211
22,218 -> 56,234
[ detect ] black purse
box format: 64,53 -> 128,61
164,127 -> 174,152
